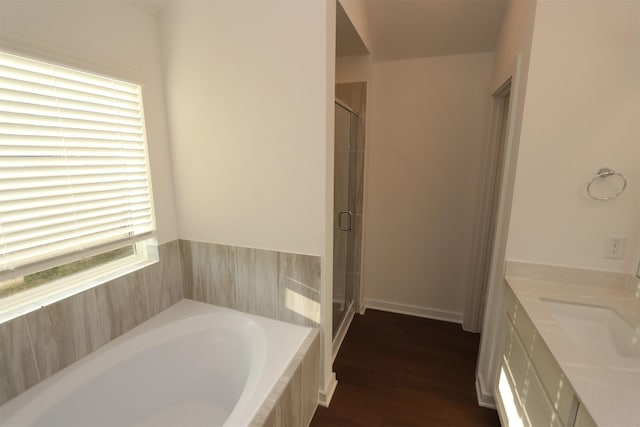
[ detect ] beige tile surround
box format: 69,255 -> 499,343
1,238 -> 323,424
0,240 -> 184,404
250,330 -> 320,427
181,239 -> 322,328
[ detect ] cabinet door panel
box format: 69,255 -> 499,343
574,404 -> 597,427
505,285 -> 518,322
497,359 -> 529,427
504,315 -> 529,399
523,364 -> 564,427
514,305 -> 536,354
530,333 -> 576,426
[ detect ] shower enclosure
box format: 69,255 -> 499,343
333,100 -> 358,337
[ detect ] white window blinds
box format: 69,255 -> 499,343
0,51 -> 155,279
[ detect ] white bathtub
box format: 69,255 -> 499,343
0,300 -> 312,427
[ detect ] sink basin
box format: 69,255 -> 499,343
543,300 -> 640,360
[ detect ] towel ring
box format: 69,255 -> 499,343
586,167 -> 627,201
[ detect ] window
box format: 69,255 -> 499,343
0,51 -> 157,321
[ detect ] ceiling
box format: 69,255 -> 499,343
336,2 -> 370,57
338,0 -> 507,61
129,0 -> 169,16
130,0 -> 506,61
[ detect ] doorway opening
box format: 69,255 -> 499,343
464,79 -> 512,332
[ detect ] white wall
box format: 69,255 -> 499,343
506,0 -> 640,273
477,0 -> 640,406
337,0 -> 373,52
161,0 -> 330,256
323,1 -> 338,401
363,52 -> 494,320
0,0 -> 178,244
161,0 -> 337,399
474,0 -> 538,405
336,54 -> 370,84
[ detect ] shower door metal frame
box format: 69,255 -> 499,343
332,100 -> 358,339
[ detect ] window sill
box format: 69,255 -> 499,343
0,241 -> 159,324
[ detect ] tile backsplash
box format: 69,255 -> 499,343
0,317 -> 39,405
625,274 -> 640,299
504,260 -> 628,289
181,239 -> 321,328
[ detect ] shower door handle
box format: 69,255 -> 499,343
338,211 -> 353,231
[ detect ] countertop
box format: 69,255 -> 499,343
505,276 -> 640,427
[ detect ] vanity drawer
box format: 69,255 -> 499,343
574,404 -> 597,427
497,358 -> 529,427
523,363 -> 564,427
530,332 -> 577,426
505,284 -> 536,353
505,284 -> 518,322
514,303 -> 536,354
502,315 -> 529,399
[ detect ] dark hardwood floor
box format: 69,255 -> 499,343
311,309 -> 501,427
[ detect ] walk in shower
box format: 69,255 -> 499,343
333,100 -> 358,338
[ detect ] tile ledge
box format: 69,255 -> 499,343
504,260 -> 627,291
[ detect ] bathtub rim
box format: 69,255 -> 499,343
0,299 -> 313,427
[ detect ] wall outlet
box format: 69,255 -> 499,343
604,235 -> 626,259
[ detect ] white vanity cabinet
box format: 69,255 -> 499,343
574,406 -> 598,427
495,285 -> 598,427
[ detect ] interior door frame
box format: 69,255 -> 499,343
463,80 -> 512,333
473,54 -> 526,408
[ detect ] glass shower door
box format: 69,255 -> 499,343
333,102 -> 354,337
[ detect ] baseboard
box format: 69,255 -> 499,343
318,372 -> 338,407
332,302 -> 355,362
475,373 -> 496,409
364,298 -> 463,324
